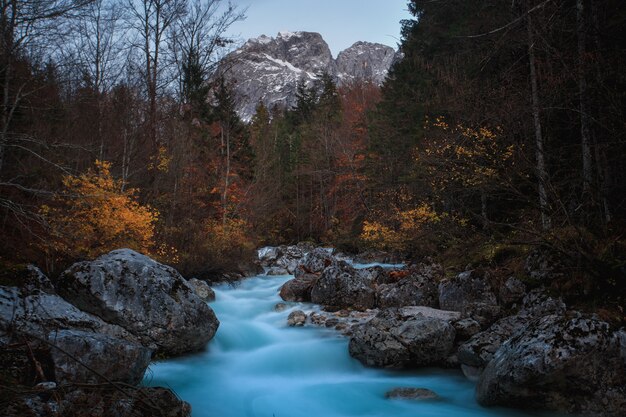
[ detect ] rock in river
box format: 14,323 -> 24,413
385,387 -> 440,401
349,308 -> 456,368
476,314 -> 626,416
49,329 -> 152,385
311,264 -> 376,311
57,249 -> 219,356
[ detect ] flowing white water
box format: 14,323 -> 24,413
143,273 -> 561,417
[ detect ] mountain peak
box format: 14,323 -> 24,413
218,32 -> 400,121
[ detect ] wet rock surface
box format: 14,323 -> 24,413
385,387 -> 440,401
48,329 -> 152,385
187,278 -> 216,302
311,264 -> 376,311
0,286 -> 136,344
438,270 -> 498,312
348,308 -> 456,368
57,249 -> 219,356
1,385 -> 191,417
279,273 -> 319,302
376,273 -> 438,309
457,289 -> 566,375
0,251 -> 207,417
287,310 -> 307,327
477,314 -> 626,416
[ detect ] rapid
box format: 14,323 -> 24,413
143,271 -> 560,417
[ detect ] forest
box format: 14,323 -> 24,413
1,0 -> 624,312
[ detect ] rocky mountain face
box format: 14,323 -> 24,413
217,31 -> 399,121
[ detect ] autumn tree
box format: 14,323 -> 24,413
40,160 -> 158,266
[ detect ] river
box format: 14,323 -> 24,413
143,272 -> 561,417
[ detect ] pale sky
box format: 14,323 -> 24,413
228,1 -> 411,57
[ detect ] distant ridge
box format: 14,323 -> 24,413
216,31 -> 401,121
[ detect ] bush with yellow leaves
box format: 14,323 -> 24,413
40,160 -> 158,263
360,202 -> 464,254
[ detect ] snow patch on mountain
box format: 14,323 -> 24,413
217,32 -> 401,121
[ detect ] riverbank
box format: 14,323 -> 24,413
259,245 -> 625,416
1,249 -> 220,417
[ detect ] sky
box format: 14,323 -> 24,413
228,1 -> 412,57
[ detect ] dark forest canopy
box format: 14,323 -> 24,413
0,0 -> 624,309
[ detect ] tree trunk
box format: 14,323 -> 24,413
527,12 -> 551,230
577,0 -> 593,197
222,123 -> 231,228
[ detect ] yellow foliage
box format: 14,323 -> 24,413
360,203 -> 448,252
148,146 -> 172,172
203,217 -> 255,259
419,117 -> 514,192
40,160 -> 158,261
361,220 -> 404,252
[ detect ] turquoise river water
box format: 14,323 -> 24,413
143,272 -> 563,417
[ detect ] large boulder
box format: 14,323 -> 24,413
376,273 -> 438,308
294,247 -> 336,278
279,273 -> 319,302
348,308 -> 456,368
458,289 -> 566,378
258,246 -> 281,266
275,245 -> 308,274
477,314 -> 626,416
0,286 -> 135,344
310,264 -> 376,310
49,329 -> 151,385
57,249 -> 219,356
438,270 -> 497,312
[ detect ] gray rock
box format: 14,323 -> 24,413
287,310 -> 307,327
498,276 -> 526,306
618,329 -> 626,364
0,286 -> 135,344
358,266 -> 386,284
276,245 -> 307,274
385,387 -> 439,401
294,247 -> 336,278
477,314 -> 626,416
48,329 -> 151,385
57,249 -> 219,356
336,42 -> 397,85
266,266 -> 290,275
461,302 -> 502,329
274,302 -> 288,312
438,270 -> 497,312
187,278 -> 215,302
457,289 -> 566,375
311,264 -> 376,311
258,246 -> 280,265
458,314 -> 522,371
454,318 -> 482,341
22,265 -> 56,295
1,385 -> 191,417
398,306 -> 461,322
376,273 -> 438,308
349,308 -> 456,368
279,273 -> 319,302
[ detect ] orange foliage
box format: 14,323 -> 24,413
40,160 -> 158,262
